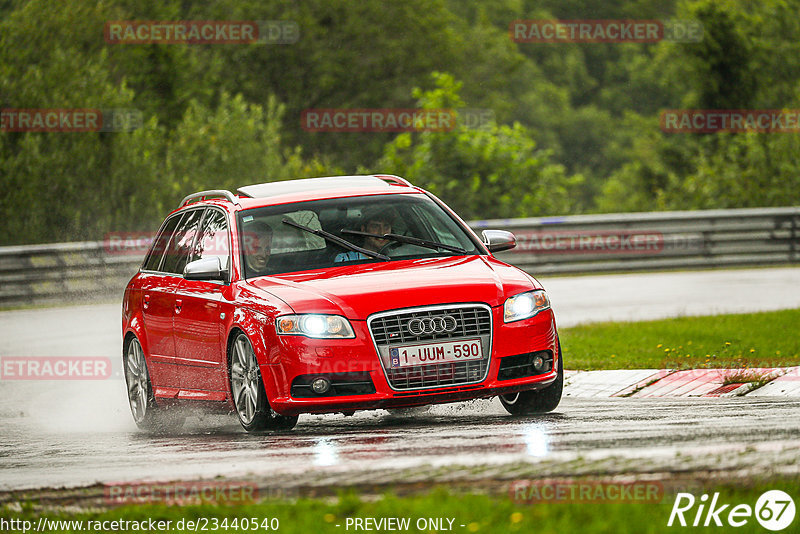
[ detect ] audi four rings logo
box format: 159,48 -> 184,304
407,315 -> 458,335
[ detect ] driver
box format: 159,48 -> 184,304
335,209 -> 394,262
243,221 -> 273,276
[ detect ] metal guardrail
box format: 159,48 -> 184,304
475,206 -> 800,275
0,207 -> 798,305
0,241 -> 140,305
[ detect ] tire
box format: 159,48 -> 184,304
124,336 -> 184,431
229,332 -> 298,432
499,340 -> 564,415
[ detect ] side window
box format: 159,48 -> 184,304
161,209 -> 203,275
142,214 -> 182,271
191,209 -> 229,269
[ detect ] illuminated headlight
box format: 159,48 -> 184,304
503,290 -> 550,323
276,314 -> 355,338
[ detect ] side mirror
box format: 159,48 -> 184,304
482,229 -> 517,253
184,256 -> 228,282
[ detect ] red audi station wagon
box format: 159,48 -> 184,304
122,175 -> 562,431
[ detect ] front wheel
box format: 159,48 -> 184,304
500,341 -> 563,415
229,333 -> 298,432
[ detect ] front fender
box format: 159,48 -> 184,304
228,307 -> 286,412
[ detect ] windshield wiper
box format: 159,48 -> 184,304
282,218 -> 390,261
341,230 -> 467,254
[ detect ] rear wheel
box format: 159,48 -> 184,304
500,341 -> 563,415
124,336 -> 183,431
229,333 -> 298,432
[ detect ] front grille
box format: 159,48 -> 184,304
370,305 -> 491,345
385,359 -> 488,390
368,304 -> 492,391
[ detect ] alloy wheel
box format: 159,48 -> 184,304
230,334 -> 261,425
125,338 -> 150,423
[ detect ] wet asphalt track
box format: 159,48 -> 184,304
1,268 -> 799,491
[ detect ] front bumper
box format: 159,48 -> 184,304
264,306 -> 559,416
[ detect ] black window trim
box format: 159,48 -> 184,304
189,205 -> 233,285
140,205 -> 231,281
139,211 -> 186,274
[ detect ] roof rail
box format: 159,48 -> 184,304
373,174 -> 413,187
179,190 -> 239,208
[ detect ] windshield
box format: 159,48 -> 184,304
237,193 -> 481,278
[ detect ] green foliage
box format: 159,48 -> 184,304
0,0 -> 328,244
380,74 -> 582,220
204,0 -> 467,171
596,0 -> 800,212
165,93 -> 306,197
1,0 -> 799,244
672,131 -> 800,209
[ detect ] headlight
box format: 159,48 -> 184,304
276,314 -> 355,338
503,290 -> 550,323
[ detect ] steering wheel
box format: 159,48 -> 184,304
378,241 -> 402,256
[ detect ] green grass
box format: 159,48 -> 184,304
560,308 -> 800,371
3,480 -> 798,533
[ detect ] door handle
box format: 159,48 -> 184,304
175,299 -> 182,314
143,294 -> 150,310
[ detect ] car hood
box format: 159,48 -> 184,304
247,255 -> 540,320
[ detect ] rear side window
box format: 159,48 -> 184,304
191,209 -> 230,269
142,214 -> 182,271
161,209 -> 203,275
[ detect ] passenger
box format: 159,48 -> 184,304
243,221 -> 273,276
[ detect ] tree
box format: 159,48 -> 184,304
380,73 -> 582,219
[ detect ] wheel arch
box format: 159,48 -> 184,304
123,312 -> 150,362
225,313 -> 283,409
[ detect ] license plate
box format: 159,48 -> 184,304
389,339 -> 483,368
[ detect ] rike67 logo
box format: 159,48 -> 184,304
668,490 -> 796,531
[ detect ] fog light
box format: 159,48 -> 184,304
532,355 -> 545,371
311,377 -> 331,395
